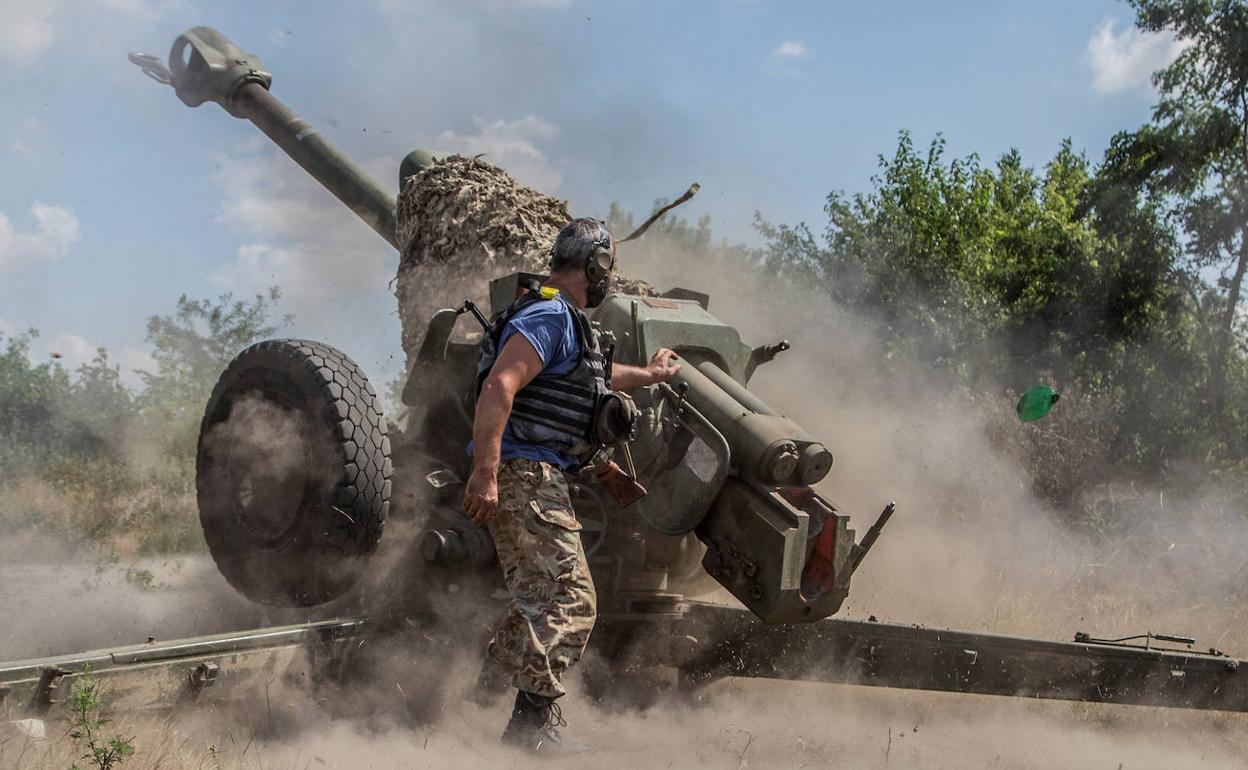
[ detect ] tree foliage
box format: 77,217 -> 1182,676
1102,0 -> 1248,439
0,291 -> 285,553
764,134 -> 1181,387
758,130 -> 1224,499
0,330 -> 75,472
139,288 -> 286,461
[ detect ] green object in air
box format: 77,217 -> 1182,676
1017,385 -> 1060,422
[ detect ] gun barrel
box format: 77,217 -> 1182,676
233,83 -> 398,249
672,360 -> 832,486
156,27 -> 398,249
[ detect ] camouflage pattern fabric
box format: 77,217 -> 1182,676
486,458 -> 596,699
393,154 -> 659,369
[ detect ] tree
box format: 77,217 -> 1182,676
1102,0 -> 1248,440
65,350 -> 137,455
759,130 -> 1203,504
138,288 -> 287,460
762,133 -> 1179,391
0,330 -> 74,471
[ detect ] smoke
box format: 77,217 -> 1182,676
0,392 -> 353,661
0,536 -> 274,661
4,6 -> 1245,759
12,215 -> 1247,769
622,226 -> 1248,651
10,673 -> 1248,769
199,392 -> 334,497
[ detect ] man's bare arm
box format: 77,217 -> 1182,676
611,347 -> 682,390
463,334 -> 545,524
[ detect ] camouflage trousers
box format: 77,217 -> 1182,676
486,458 -> 597,699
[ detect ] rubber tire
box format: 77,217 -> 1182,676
196,339 -> 391,606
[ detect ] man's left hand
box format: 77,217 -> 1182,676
645,348 -> 681,385
610,347 -> 683,390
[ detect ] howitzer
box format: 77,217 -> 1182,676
10,25 -> 1231,719
135,26 -> 883,624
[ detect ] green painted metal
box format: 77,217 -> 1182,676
677,602 -> 1248,712
592,295 -> 752,378
168,27 -> 271,117
5,608 -> 1248,718
400,149 -> 445,188
0,619 -> 364,718
696,479 -> 854,621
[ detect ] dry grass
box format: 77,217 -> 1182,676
0,459 -> 201,561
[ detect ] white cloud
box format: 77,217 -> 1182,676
435,115 -> 563,192
770,39 -> 809,76
1086,18 -> 1189,95
0,0 -> 187,66
9,116 -> 41,154
208,146 -> 394,331
0,0 -> 61,65
116,347 -> 158,387
773,40 -> 808,61
0,202 -> 82,271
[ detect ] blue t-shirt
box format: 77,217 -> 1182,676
474,297 -> 582,469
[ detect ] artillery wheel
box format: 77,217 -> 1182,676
196,339 -> 391,606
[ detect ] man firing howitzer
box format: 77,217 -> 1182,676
462,218 -> 681,750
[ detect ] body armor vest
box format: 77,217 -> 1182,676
476,292 -> 612,462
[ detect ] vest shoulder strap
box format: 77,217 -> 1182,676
487,292 -> 553,350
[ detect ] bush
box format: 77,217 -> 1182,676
0,290 -> 283,556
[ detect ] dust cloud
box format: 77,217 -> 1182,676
0,538 -> 276,661
200,393 -> 333,492
0,393 -> 347,661
6,222 -> 1248,767
626,233 -> 1248,650
7,676 -> 1248,769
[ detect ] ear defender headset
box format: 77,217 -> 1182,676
585,223 -> 615,283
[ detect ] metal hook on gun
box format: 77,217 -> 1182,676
456,299 -> 489,330
128,51 -> 173,86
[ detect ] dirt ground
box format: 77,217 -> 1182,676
0,538 -> 299,663
5,674 -> 1248,770
2,541 -> 1247,770
5,245 -> 1248,766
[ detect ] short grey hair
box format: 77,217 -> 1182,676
549,218 -> 613,273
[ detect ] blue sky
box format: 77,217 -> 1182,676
0,0 -> 1184,388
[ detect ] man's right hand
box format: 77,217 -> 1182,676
463,464 -> 500,525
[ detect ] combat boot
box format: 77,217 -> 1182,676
500,690 -> 567,752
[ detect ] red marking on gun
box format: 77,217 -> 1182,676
801,517 -> 839,599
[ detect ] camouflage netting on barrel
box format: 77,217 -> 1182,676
394,155 -> 656,365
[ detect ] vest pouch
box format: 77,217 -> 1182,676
592,391 -> 639,446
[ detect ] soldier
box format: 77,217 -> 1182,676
462,218 -> 680,751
